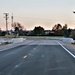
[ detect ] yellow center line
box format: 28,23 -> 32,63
34,48 -> 36,50
23,55 -> 27,58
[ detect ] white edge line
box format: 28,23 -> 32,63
57,41 -> 75,58
0,47 -> 15,52
0,45 -> 20,52
0,40 -> 29,52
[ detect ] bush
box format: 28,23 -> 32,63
1,31 -> 6,36
70,30 -> 75,40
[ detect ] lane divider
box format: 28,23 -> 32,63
57,41 -> 75,58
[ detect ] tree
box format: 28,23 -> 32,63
62,24 -> 68,37
62,24 -> 71,37
33,26 -> 44,35
70,30 -> 75,40
52,24 -> 62,31
52,24 -> 62,35
0,28 -> 2,36
12,22 -> 24,37
12,22 -> 23,30
63,24 -> 67,30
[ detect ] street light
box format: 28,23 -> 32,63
73,11 -> 75,29
73,11 -> 75,14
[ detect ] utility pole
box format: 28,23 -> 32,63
11,13 -> 13,27
3,13 -> 9,33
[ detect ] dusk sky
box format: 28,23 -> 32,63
0,0 -> 75,30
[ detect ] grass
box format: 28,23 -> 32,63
19,36 -> 63,39
0,35 -> 63,39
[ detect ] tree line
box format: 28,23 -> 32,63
0,22 -> 75,39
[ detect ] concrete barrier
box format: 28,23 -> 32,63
11,38 -> 25,43
0,38 -> 26,45
60,38 -> 74,43
0,39 -> 12,45
0,40 -> 6,44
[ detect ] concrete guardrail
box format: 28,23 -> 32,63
60,38 -> 74,43
0,38 -> 26,45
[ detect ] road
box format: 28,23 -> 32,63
0,39 -> 75,75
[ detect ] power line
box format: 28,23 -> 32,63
15,16 -> 51,21
14,16 -> 75,22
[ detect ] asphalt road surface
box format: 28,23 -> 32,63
0,40 -> 75,75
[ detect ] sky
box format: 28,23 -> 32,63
0,0 -> 75,30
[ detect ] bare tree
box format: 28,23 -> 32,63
12,22 -> 24,37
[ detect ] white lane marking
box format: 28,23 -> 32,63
41,55 -> 44,58
0,47 -> 15,52
57,41 -> 75,58
34,48 -> 36,50
23,55 -> 27,58
15,65 -> 19,68
28,53 -> 31,56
